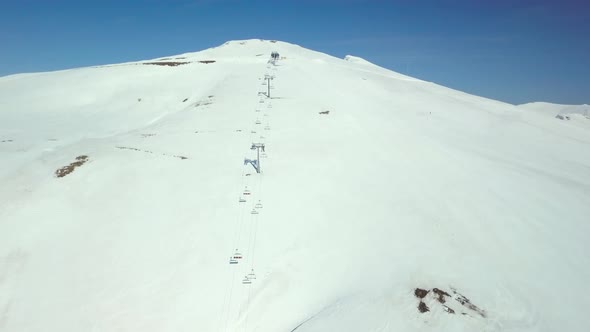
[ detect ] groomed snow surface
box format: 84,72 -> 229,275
1,39 -> 589,332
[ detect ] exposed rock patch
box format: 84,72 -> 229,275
433,288 -> 451,303
451,287 -> 486,318
418,301 -> 429,313
194,95 -> 214,108
55,155 -> 88,178
414,286 -> 486,318
144,61 -> 189,67
414,288 -> 429,299
116,146 -> 187,160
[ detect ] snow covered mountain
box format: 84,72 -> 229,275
518,101 -> 590,122
1,39 -> 589,332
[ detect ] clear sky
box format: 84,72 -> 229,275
1,0 -> 588,105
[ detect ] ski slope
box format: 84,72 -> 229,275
1,39 -> 589,332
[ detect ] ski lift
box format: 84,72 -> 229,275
255,201 -> 263,208
259,99 -> 264,103
243,187 -> 251,195
264,125 -> 270,130
232,250 -> 243,260
251,130 -> 257,134
239,197 -> 246,203
260,153 -> 267,158
242,276 -> 252,284
247,269 -> 256,279
251,209 -> 259,215
255,119 -> 261,125
229,257 -> 238,264
255,109 -> 261,112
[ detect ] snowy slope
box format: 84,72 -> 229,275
519,101 -> 590,122
1,39 -> 589,332
518,101 -> 590,116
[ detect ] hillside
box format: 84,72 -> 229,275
1,39 -> 589,332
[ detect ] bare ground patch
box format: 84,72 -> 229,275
116,146 -> 187,160
144,61 -> 189,67
194,95 -> 214,109
451,287 -> 486,317
414,287 -> 486,318
55,155 -> 88,178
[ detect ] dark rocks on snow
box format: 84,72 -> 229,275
55,155 -> 89,178
418,301 -> 430,313
443,305 -> 455,314
413,286 -> 485,317
433,288 -> 451,303
414,288 -> 429,299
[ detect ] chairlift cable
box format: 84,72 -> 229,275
221,92 -> 265,332
243,279 -> 254,332
221,266 -> 238,332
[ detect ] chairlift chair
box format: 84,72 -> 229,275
255,120 -> 261,125
247,270 -> 256,279
255,201 -> 263,208
239,197 -> 246,203
251,209 -> 259,215
233,250 -> 243,260
229,257 -> 238,264
242,277 -> 252,284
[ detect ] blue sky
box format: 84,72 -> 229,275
1,0 -> 588,104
